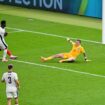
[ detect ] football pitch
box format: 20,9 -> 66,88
0,5 -> 105,105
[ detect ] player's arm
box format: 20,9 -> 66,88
83,53 -> 91,62
83,52 -> 88,61
67,38 -> 75,45
1,74 -> 5,83
4,32 -> 8,37
1,79 -> 5,83
14,73 -> 20,90
15,80 -> 20,90
81,47 -> 89,62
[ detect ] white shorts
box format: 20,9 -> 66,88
0,37 -> 8,50
6,91 -> 18,99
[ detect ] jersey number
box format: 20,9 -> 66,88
8,77 -> 12,84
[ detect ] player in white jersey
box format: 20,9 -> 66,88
0,20 -> 17,62
1,64 -> 20,105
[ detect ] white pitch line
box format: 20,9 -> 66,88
11,59 -> 105,79
7,27 -> 102,44
6,27 -> 104,78
8,30 -> 24,33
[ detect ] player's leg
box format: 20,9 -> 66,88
2,48 -> 8,62
59,57 -> 75,63
7,49 -> 17,59
7,98 -> 12,105
14,98 -> 19,105
0,39 -> 17,60
0,40 -> 8,62
14,91 -> 19,105
41,53 -> 64,62
47,54 -> 64,59
6,92 -> 13,105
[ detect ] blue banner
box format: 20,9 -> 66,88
0,0 -> 102,18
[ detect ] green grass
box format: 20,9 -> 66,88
0,4 -> 101,29
0,7 -> 105,105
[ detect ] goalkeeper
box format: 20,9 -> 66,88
41,38 -> 90,63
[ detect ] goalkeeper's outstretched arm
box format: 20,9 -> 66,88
67,38 -> 75,45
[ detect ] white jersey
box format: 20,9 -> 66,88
0,26 -> 5,38
2,72 -> 18,92
0,27 -> 8,49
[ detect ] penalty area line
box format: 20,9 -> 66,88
8,30 -> 24,33
11,59 -> 105,79
7,27 -> 102,44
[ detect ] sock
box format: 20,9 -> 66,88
7,50 -> 12,56
3,49 -> 7,59
46,56 -> 53,60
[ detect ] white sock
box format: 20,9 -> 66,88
3,49 -> 7,59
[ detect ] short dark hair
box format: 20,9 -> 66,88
77,39 -> 81,43
8,64 -> 13,70
1,20 -> 6,25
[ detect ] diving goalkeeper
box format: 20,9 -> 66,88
41,38 -> 90,63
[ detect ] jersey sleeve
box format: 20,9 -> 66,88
0,28 -> 3,37
0,28 -> 2,36
70,40 -> 75,45
81,47 -> 85,53
14,73 -> 18,81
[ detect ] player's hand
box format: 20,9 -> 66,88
4,32 -> 8,36
84,57 -> 87,61
67,38 -> 70,41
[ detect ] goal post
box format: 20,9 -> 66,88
102,0 -> 105,44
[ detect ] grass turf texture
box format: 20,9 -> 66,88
0,6 -> 105,105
